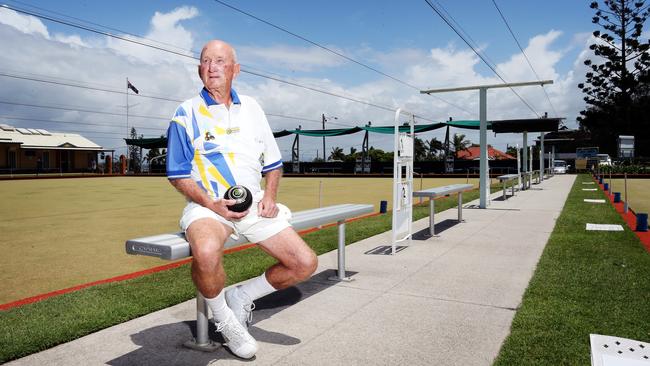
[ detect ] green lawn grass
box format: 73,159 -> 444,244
494,174 -> 650,365
0,186 -> 486,363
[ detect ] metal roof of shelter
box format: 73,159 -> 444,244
490,118 -> 562,134
0,124 -> 104,150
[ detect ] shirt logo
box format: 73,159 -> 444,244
205,131 -> 215,141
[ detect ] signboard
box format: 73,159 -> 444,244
576,147 -> 599,159
618,135 -> 634,159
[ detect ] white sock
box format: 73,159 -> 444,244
239,273 -> 277,301
203,291 -> 232,323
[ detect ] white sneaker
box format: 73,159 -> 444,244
225,286 -> 255,328
215,313 -> 258,359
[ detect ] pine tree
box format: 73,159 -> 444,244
577,0 -> 650,155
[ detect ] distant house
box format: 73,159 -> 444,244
456,144 -> 515,160
0,124 -> 108,174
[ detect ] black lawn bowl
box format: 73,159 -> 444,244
224,185 -> 253,212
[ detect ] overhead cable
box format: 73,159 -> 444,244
491,0 -> 559,117
4,4 -> 439,122
422,0 -> 541,118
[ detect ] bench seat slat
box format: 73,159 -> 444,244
413,184 -> 473,198
126,204 -> 374,261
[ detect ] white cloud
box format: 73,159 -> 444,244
237,44 -> 345,71
0,6 -> 49,38
106,6 -> 198,64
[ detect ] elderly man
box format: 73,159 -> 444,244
166,39 -> 318,359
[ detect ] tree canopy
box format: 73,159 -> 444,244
577,0 -> 650,157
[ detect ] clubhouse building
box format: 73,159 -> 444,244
0,124 -> 108,174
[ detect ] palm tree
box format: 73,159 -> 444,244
452,133 -> 471,156
414,137 -> 428,162
329,146 -> 345,161
426,137 -> 444,160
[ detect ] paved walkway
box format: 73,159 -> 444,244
9,175 -> 576,366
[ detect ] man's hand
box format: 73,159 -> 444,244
258,196 -> 279,218
209,198 -> 249,220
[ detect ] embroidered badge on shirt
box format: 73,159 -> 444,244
205,131 -> 215,141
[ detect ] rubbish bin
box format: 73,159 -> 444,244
380,200 -> 388,214
614,192 -> 621,203
636,213 -> 648,232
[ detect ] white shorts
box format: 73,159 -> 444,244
180,198 -> 292,244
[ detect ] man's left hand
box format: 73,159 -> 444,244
258,196 -> 279,218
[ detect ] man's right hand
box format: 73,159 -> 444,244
209,198 -> 249,220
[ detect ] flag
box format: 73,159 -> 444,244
127,80 -> 139,94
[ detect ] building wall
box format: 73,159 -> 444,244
0,146 -> 99,172
0,144 -> 20,169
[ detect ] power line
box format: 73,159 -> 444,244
422,0 -> 542,118
4,4 -> 440,122
490,0 -> 559,117
210,0 -> 473,116
0,115 -> 167,132
0,71 -> 184,103
0,100 -> 170,120
0,73 -> 354,126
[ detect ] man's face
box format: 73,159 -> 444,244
198,42 -> 240,90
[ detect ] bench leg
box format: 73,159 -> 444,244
429,198 -> 436,236
328,220 -> 353,282
458,192 -> 464,222
183,292 -> 220,352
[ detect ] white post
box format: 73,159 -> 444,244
522,132 -> 528,173
522,132 -> 528,189
516,143 -> 521,188
479,87 -> 488,208
539,132 -> 544,182
529,145 -> 533,179
551,146 -> 555,176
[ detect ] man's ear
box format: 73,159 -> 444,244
233,63 -> 241,79
197,64 -> 201,79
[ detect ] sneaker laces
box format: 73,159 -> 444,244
244,302 -> 255,323
216,317 -> 245,341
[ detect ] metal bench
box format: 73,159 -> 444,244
413,184 -> 473,236
497,174 -> 519,200
521,171 -> 533,190
125,203 -> 373,351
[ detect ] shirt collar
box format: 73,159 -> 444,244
200,87 -> 241,106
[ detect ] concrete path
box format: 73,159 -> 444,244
8,175 -> 576,366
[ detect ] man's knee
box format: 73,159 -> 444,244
296,248 -> 318,280
191,241 -> 223,268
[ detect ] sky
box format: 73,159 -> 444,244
0,0 -> 621,161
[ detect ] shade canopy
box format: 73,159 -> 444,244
490,118 -> 562,133
125,118 -> 560,148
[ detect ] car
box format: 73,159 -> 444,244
596,154 -> 612,166
553,160 -> 568,174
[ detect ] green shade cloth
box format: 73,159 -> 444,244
446,120 -> 490,130
360,123 -> 447,134
124,138 -> 167,149
125,119 -> 559,146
